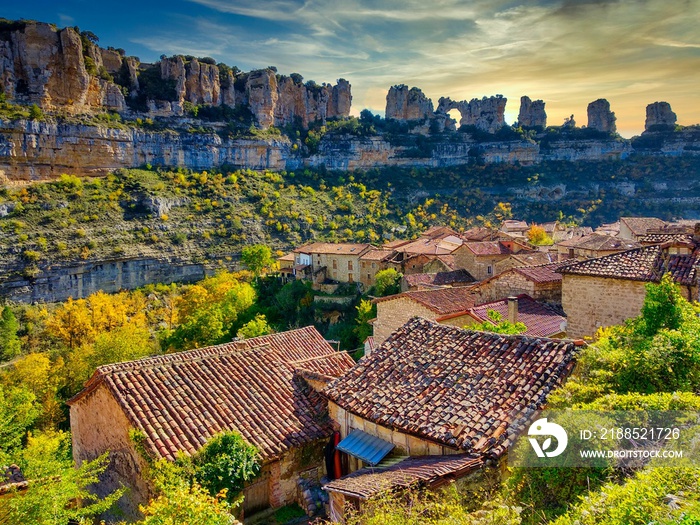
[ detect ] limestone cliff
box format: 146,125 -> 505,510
587,98 -> 616,133
436,95 -> 507,133
517,96 -> 546,128
645,101 -> 677,131
0,21 -> 351,129
385,85 -> 434,121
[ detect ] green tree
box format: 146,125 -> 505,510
470,310 -> 527,335
2,430 -> 124,525
241,244 -> 275,277
137,460 -> 236,525
354,299 -> 376,343
236,313 -> 272,339
0,305 -> 21,360
0,385 -> 38,464
28,104 -> 43,120
372,268 -> 402,297
192,431 -> 261,503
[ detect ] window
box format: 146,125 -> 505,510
348,273 -> 354,283
333,259 -> 337,269
487,265 -> 493,275
372,262 -> 376,269
348,261 -> 353,270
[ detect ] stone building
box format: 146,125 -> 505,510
68,327 -> 355,520
358,248 -> 396,289
618,217 -> 667,241
322,318 -> 581,520
372,287 -> 479,345
559,240 -> 700,338
292,243 -> 372,285
470,262 -> 569,305
401,269 -> 476,292
457,240 -> 533,281
556,233 -> 640,260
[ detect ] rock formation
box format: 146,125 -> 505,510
0,21 -> 350,129
645,101 -> 677,131
587,98 -> 616,133
517,96 -> 546,128
437,95 -> 507,134
385,85 -> 434,121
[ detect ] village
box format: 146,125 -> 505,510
56,215 -> 700,523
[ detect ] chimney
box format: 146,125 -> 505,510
507,296 -> 518,324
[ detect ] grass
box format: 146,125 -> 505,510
273,504 -> 307,524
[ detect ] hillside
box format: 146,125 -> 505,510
2,155 -> 700,301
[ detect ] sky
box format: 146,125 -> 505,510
3,0 -> 699,137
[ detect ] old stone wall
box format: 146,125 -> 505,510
561,274 -> 646,338
373,296 -> 436,345
70,384 -> 152,521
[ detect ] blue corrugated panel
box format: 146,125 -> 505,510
336,429 -> 395,466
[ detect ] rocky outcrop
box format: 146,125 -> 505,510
517,96 -> 546,128
0,21 -> 350,130
645,101 -> 677,131
587,98 -> 616,133
385,85 -> 434,121
436,96 -> 507,133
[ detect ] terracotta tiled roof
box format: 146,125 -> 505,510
513,261 -> 570,283
404,269 -> 476,289
462,227 -> 498,241
374,287 -> 479,315
557,233 -> 641,251
324,454 -> 484,499
468,294 -> 567,338
620,217 -> 667,236
558,244 -> 700,285
324,318 -> 580,454
420,226 -> 460,239
68,327 -> 356,462
464,241 -> 511,256
395,236 -> 464,255
510,252 -> 554,266
293,243 -> 372,255
359,248 -> 397,261
278,252 -> 295,261
639,233 -> 693,245
501,220 -> 529,232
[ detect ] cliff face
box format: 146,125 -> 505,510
385,85 -> 434,121
0,22 -> 126,112
645,101 -> 677,131
587,98 -> 616,133
518,96 -> 547,128
0,21 -> 351,129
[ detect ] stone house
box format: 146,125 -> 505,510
500,219 -> 529,238
618,217 -> 667,241
322,318 -> 581,520
401,269 -> 476,292
559,240 -> 700,338
372,287 -> 479,345
293,243 -> 372,285
470,261 -> 569,305
456,240 -> 532,281
556,233 -> 640,260
494,250 -> 554,274
277,252 -> 295,283
68,327 -> 355,520
358,248 -> 397,289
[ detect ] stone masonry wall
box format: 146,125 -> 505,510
70,384 -> 152,521
373,296 -> 436,345
561,274 -> 646,338
474,272 -> 562,304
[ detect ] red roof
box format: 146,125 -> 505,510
620,217 -> 667,236
324,318 -> 581,454
558,243 -> 700,285
375,287 -> 478,315
293,243 -> 372,255
69,327 -> 356,462
464,241 -> 511,256
467,294 -> 567,338
324,454 -> 484,499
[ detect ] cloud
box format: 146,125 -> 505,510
58,13 -> 75,26
127,0 -> 698,136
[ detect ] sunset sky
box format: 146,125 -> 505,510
4,0 -> 700,137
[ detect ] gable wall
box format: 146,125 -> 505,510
373,297 -> 436,345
